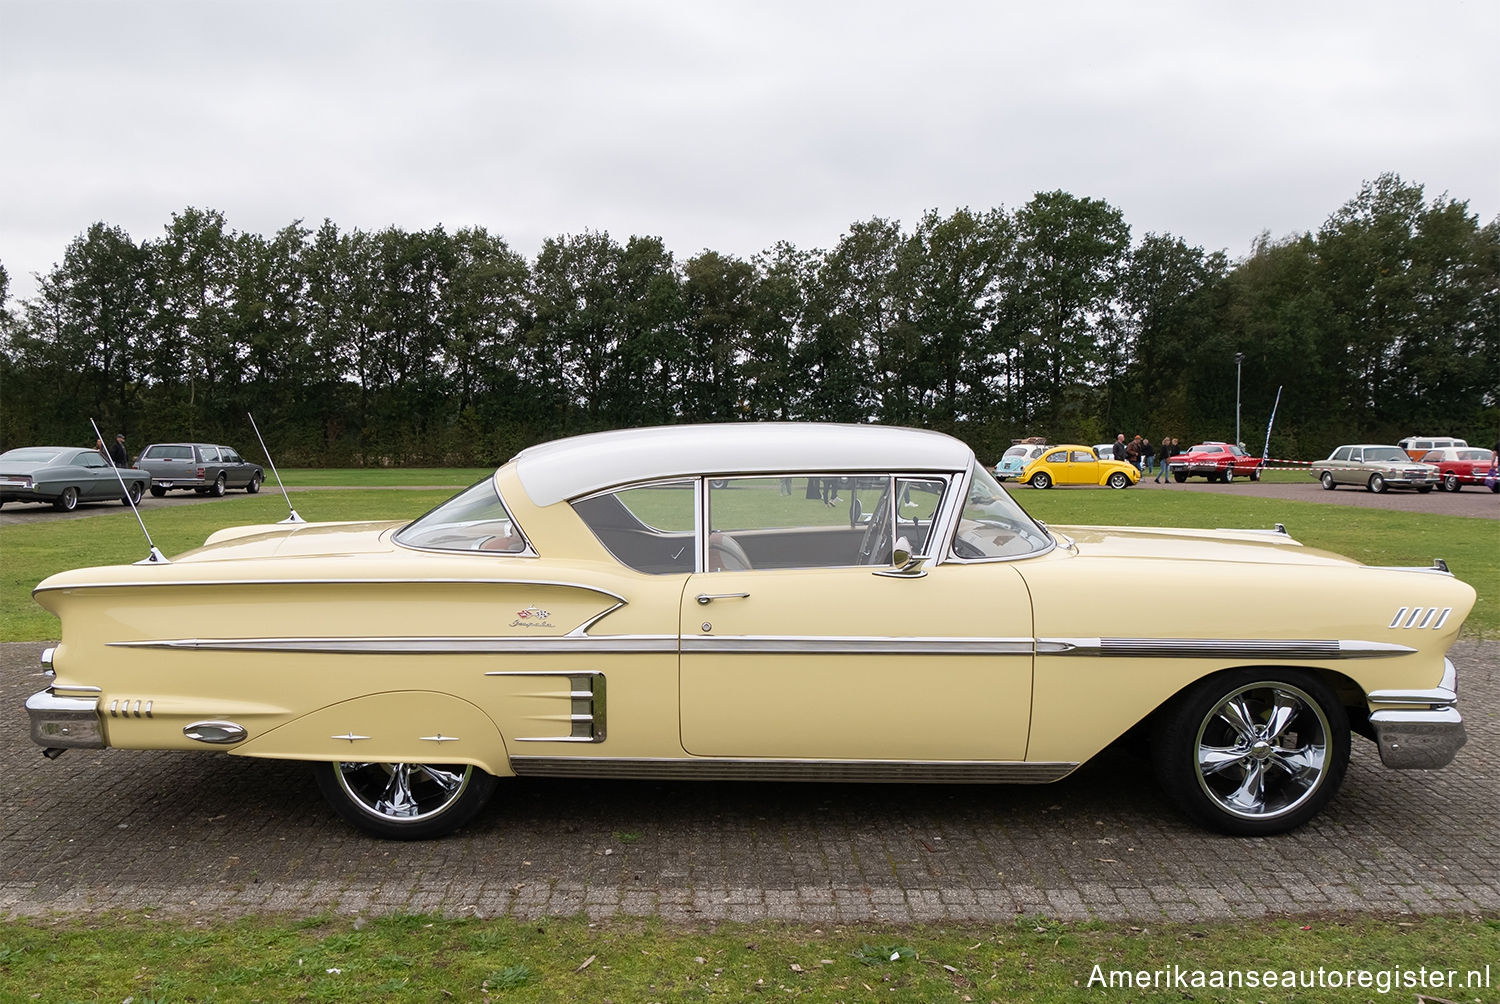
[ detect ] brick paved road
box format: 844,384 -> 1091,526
3,640 -> 1495,923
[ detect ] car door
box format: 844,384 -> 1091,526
1062,449 -> 1100,485
678,475 -> 1035,762
218,447 -> 247,487
70,449 -> 114,500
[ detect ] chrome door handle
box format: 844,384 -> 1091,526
696,592 -> 750,605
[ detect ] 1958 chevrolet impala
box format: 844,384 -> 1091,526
26,424 -> 1472,838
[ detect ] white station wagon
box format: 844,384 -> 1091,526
27,424 -> 1473,839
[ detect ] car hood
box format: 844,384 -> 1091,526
1052,524 -> 1360,567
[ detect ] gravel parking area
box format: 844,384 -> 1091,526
3,639 -> 1495,923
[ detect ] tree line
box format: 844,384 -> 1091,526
1,173 -> 1495,467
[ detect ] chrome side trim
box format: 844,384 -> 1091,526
1387,606 -> 1453,630
509,756 -> 1077,783
498,671 -> 608,743
113,635 -> 676,655
682,636 -> 1038,655
1040,638 -> 1417,659
1368,658 -> 1458,708
37,577 -> 629,601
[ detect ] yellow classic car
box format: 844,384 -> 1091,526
27,424 -> 1472,839
1021,444 -> 1141,489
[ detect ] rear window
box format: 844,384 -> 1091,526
144,445 -> 193,460
395,479 -> 529,553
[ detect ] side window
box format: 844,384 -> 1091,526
78,452 -> 106,468
198,446 -> 220,463
707,476 -> 874,570
1045,451 -> 1067,465
1070,450 -> 1094,463
572,479 -> 695,574
1331,448 -> 1350,461
221,448 -> 241,463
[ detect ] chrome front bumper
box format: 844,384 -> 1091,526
26,689 -> 106,750
1367,658 -> 1466,769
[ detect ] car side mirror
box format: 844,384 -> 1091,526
878,536 -> 929,578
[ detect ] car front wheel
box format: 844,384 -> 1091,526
53,487 -> 79,512
246,473 -> 261,494
1107,471 -> 1131,489
1029,471 -> 1052,489
1320,472 -> 1336,490
313,761 -> 498,840
1223,467 -> 1234,483
149,485 -> 167,498
1152,670 -> 1349,836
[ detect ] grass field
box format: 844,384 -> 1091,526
0,911 -> 1495,1003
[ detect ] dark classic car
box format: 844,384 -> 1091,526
1168,442 -> 1263,483
136,443 -> 264,497
0,446 -> 150,511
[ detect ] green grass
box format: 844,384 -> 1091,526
2,476 -> 1495,640
0,912 -> 1494,1003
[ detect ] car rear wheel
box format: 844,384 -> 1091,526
53,487 -> 79,512
1250,468 -> 1262,482
246,473 -> 261,494
1320,471 -> 1336,490
313,761 -> 498,840
1223,467 -> 1234,483
1029,471 -> 1052,489
210,473 -> 227,497
121,481 -> 143,506
1106,471 -> 1131,489
1442,474 -> 1460,492
1152,670 -> 1349,836
149,485 -> 167,498
1368,474 -> 1387,493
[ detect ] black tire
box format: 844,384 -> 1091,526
1250,468 -> 1262,482
312,761 -> 498,840
1320,471 -> 1337,491
149,485 -> 167,498
1107,471 -> 1131,489
121,482 -> 144,506
210,473 -> 227,497
1368,474 -> 1386,494
1152,669 -> 1349,836
1416,485 -> 1433,494
53,487 -> 79,512
1223,467 -> 1234,483
1029,471 -> 1052,489
1442,474 -> 1460,492
246,473 -> 261,494
1174,472 -> 1188,483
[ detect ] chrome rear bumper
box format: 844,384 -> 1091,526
26,689 -> 106,750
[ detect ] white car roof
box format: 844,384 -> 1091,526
513,423 -> 975,506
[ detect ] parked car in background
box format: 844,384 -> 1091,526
1021,445 -> 1139,489
994,442 -> 1048,480
1399,436 -> 1467,461
27,424 -> 1475,840
0,446 -> 150,511
1311,445 -> 1438,494
1167,442 -> 1264,483
1092,442 -> 1118,460
1419,447 -> 1496,492
136,443 -> 263,497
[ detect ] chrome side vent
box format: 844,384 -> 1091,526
495,671 -> 607,743
109,699 -> 154,718
1388,607 -> 1453,630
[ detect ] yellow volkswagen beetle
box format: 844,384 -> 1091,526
27,424 -> 1471,839
1020,444 -> 1141,489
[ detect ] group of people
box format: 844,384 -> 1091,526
95,433 -> 128,467
1108,433 -> 1183,483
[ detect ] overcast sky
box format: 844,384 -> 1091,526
2,0 -> 1496,303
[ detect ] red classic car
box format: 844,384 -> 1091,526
1167,442 -> 1264,483
1420,448 -> 1496,492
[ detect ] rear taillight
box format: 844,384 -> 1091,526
196,467 -> 206,477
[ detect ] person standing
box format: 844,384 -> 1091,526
1155,437 -> 1175,483
1112,434 -> 1126,462
1141,438 -> 1155,475
1125,435 -> 1142,469
108,433 -> 128,467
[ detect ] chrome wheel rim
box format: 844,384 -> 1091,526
335,762 -> 474,824
1194,682 -> 1329,820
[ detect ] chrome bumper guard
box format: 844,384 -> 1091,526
1367,657 -> 1466,769
26,689 -> 106,750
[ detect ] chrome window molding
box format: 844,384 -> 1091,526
684,635 -> 1038,656
508,756 -> 1078,784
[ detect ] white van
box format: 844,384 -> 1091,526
1398,436 -> 1468,460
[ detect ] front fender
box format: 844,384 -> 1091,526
231,691 -> 512,776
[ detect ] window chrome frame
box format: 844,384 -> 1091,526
939,462 -> 1056,565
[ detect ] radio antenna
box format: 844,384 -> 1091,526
248,412 -> 305,524
89,418 -> 168,564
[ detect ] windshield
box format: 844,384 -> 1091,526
951,465 -> 1052,560
1364,447 -> 1409,463
395,479 -> 529,553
